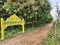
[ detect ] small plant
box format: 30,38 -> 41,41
46,22 -> 60,45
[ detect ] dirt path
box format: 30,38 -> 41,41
0,23 -> 53,45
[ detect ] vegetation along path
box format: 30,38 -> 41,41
0,23 -> 53,45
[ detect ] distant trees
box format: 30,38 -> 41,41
1,0 -> 52,26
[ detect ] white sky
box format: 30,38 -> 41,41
48,0 -> 60,10
48,0 -> 60,20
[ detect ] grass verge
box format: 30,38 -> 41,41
0,23 -> 49,41
46,22 -> 60,45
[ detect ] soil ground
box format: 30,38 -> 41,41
0,23 -> 53,45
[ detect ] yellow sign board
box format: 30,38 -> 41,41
1,14 -> 25,40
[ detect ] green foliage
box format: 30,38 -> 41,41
46,22 -> 60,45
0,0 -> 52,41
0,25 -> 40,41
46,29 -> 55,45
1,0 -> 52,26
2,2 -> 18,14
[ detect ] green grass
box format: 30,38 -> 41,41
0,26 -> 38,41
0,23 -> 47,41
0,22 -> 50,41
46,22 -> 60,45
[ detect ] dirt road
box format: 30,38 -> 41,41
0,23 -> 53,45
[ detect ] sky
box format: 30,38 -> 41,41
48,0 -> 60,20
48,0 -> 60,10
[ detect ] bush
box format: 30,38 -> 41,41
1,0 -> 52,26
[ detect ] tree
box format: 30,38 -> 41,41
1,0 -> 52,26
